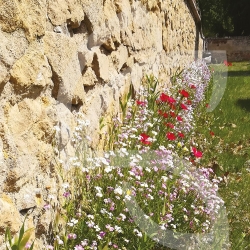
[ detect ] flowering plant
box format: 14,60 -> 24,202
49,60 -> 228,250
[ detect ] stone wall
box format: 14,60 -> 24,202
0,0 -> 202,247
207,37 -> 250,62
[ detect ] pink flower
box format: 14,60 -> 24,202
25,243 -> 31,249
74,245 -> 84,250
43,204 -> 50,210
63,191 -> 70,198
68,233 -> 77,239
106,224 -> 114,231
192,147 -> 203,158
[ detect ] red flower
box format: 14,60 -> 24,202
187,100 -> 192,105
190,84 -> 196,89
179,89 -> 189,98
170,111 -> 176,118
177,116 -> 183,122
170,104 -> 176,110
160,93 -> 176,104
140,133 -> 151,145
167,96 -> 176,104
210,131 -> 215,136
192,147 -> 203,158
166,132 -> 176,140
136,100 -> 146,106
178,132 -> 184,138
158,110 -> 163,115
165,122 -> 174,129
158,110 -> 168,118
160,93 -> 169,102
163,112 -> 168,118
223,60 -> 232,66
205,103 -> 210,108
180,103 -> 188,110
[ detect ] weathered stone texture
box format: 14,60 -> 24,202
0,0 -> 202,248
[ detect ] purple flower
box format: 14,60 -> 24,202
63,191 -> 70,198
68,233 -> 77,239
99,231 -> 106,238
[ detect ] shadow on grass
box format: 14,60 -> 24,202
228,71 -> 250,77
236,99 -> 250,112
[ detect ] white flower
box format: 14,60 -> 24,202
94,225 -> 100,232
114,225 -> 123,233
119,213 -> 126,221
114,186 -> 123,195
104,166 -> 113,173
62,182 -> 69,189
124,195 -> 131,201
133,229 -> 142,237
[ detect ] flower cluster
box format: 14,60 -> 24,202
50,60 -> 225,250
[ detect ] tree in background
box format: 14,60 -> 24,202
197,0 -> 250,37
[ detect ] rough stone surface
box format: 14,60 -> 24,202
0,0 -> 203,248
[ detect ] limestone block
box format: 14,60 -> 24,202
110,45 -> 128,71
82,67 -> 98,86
0,1 -> 22,32
103,0 -> 121,50
0,29 -> 29,68
18,0 -> 46,40
0,62 -> 9,85
131,63 -> 143,92
10,42 -> 52,90
92,51 -> 110,81
0,194 -> 22,235
0,0 -> 46,40
7,98 -> 55,168
47,0 -> 84,28
44,32 -> 85,104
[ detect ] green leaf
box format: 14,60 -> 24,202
18,220 -> 25,246
19,228 -> 34,249
162,199 -> 166,216
5,228 -> 12,247
29,241 -> 35,250
101,244 -> 109,250
11,245 -> 18,250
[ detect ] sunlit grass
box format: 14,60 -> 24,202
208,62 -> 250,249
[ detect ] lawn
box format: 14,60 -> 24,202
208,62 -> 250,249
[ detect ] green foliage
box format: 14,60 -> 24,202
5,217 -> 35,250
198,0 -> 250,36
